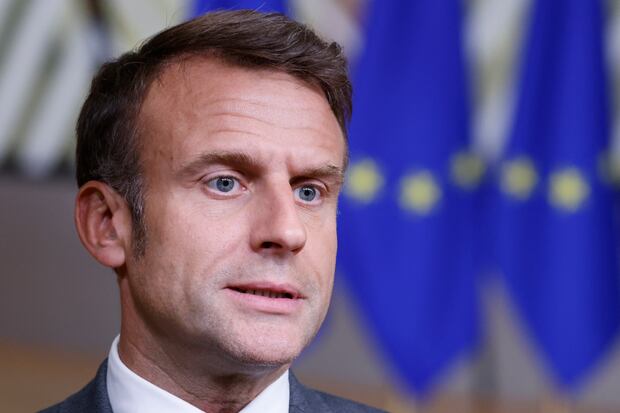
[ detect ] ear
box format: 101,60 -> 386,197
74,181 -> 133,268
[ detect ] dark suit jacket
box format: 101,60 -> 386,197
39,361 -> 386,413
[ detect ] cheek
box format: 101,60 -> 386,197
141,194 -> 248,283
146,190 -> 236,246
307,218 -> 338,288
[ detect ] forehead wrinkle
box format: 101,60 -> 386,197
206,128 -> 262,137
203,97 -> 332,129
206,111 -> 279,129
206,114 -> 340,141
205,113 -> 341,145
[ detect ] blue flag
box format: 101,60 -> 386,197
495,0 -> 620,389
338,1 -> 481,395
193,0 -> 288,16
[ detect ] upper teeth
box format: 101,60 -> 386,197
244,289 -> 288,299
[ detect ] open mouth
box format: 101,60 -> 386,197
229,287 -> 295,299
225,283 -> 303,314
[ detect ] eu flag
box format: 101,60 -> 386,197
496,0 -> 620,389
338,1 -> 482,395
193,0 -> 288,16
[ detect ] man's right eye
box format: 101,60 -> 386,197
206,176 -> 239,193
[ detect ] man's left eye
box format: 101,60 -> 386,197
295,186 -> 320,203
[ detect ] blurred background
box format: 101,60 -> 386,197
2,0 -> 620,412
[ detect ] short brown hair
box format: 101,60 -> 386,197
76,10 -> 352,255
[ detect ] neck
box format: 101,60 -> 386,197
117,329 -> 288,413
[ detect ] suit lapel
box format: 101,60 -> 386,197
55,360 -> 113,413
288,372 -> 332,413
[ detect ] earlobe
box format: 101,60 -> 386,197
75,181 -> 131,268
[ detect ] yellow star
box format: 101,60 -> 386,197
501,157 -> 538,200
451,151 -> 485,190
344,159 -> 383,203
399,171 -> 441,215
549,168 -> 589,212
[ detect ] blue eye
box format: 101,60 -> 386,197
296,186 -> 319,203
207,176 -> 237,193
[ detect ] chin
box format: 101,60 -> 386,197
218,327 -> 314,369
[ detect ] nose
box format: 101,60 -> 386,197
250,183 -> 307,254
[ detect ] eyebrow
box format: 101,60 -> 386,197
176,151 -> 344,187
176,152 -> 261,179
291,164 -> 345,189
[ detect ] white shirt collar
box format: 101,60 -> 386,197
106,336 -> 290,413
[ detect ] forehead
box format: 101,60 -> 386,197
137,57 -> 345,171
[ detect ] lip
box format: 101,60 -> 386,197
224,282 -> 304,315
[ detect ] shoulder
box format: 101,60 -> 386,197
289,372 -> 387,413
304,388 -> 387,412
38,360 -> 112,413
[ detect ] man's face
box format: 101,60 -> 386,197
123,59 -> 345,369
